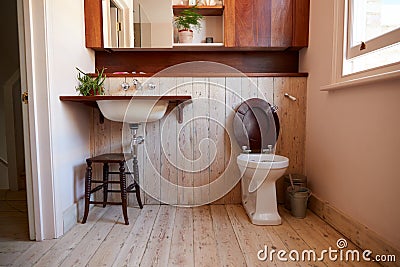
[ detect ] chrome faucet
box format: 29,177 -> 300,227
121,81 -> 130,91
132,79 -> 142,90
147,82 -> 156,90
242,146 -> 252,153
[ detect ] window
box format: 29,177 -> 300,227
343,0 -> 400,76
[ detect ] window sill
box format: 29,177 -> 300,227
320,70 -> 400,91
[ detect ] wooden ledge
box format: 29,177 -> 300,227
172,5 -> 224,16
60,95 -> 192,124
60,95 -> 191,102
89,73 -> 309,78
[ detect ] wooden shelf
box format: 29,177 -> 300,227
60,95 -> 192,123
173,5 -> 224,16
88,73 -> 308,78
60,95 -> 192,108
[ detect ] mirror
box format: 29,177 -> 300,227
102,0 -> 173,48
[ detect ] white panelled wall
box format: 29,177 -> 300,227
90,76 -> 307,206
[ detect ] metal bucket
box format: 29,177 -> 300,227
282,174 -> 307,208
289,187 -> 311,218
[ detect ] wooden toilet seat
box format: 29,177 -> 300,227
233,98 -> 280,153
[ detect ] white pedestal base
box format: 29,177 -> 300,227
241,172 -> 283,226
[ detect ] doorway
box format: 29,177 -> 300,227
0,0 -> 31,241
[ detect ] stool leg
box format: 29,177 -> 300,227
119,162 -> 129,225
103,163 -> 109,208
133,157 -> 143,209
135,182 -> 143,209
82,161 -> 92,224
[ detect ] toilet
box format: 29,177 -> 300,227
233,98 -> 289,225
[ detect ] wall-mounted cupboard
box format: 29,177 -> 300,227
89,0 -> 224,49
224,0 -> 309,48
85,0 -> 309,50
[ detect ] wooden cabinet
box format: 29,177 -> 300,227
84,0 -> 309,50
84,0 -> 103,49
224,0 -> 309,48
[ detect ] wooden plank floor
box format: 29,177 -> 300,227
0,190 -> 29,243
0,205 -> 380,267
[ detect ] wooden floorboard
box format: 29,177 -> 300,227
0,190 -> 29,242
193,205 -> 219,267
87,208 -> 141,267
210,205 -> 246,266
60,206 -> 122,266
33,207 -> 108,267
112,205 -> 160,266
139,205 -> 176,267
1,204 -> 382,267
168,207 -> 194,267
11,239 -> 56,267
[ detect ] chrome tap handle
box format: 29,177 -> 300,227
148,83 -> 156,90
121,82 -> 130,91
132,79 -> 142,90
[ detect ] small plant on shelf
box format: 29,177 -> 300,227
174,8 -> 203,43
75,67 -> 106,96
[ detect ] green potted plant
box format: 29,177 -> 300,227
76,67 -> 106,96
174,8 -> 203,43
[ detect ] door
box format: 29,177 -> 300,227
17,0 -> 35,240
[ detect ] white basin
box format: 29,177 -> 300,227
97,98 -> 169,123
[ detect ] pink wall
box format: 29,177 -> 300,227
301,0 -> 400,249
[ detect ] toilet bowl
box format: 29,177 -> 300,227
233,98 -> 289,225
237,153 -> 288,225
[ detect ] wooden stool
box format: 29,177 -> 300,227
82,153 -> 143,225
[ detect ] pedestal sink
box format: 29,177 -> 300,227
97,98 -> 168,123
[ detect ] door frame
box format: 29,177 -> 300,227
17,0 -> 57,241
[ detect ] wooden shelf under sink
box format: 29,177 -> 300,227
60,95 -> 192,124
60,95 -> 191,105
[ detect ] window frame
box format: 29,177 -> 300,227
325,0 -> 400,90
346,0 -> 400,60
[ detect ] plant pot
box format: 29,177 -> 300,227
88,87 -> 104,96
178,30 -> 193,43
